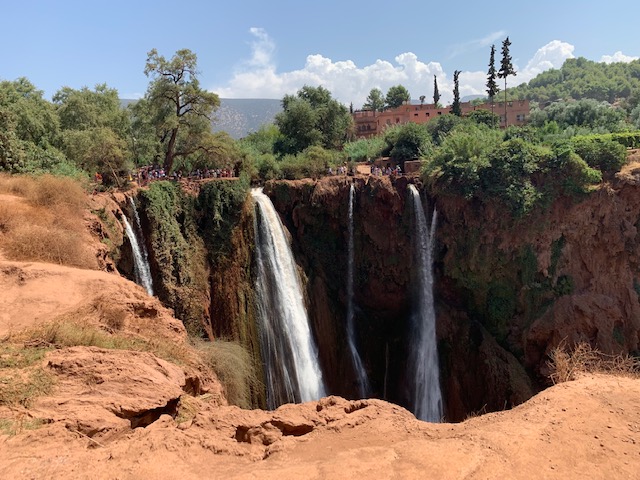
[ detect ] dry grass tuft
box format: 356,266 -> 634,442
0,366 -> 55,408
194,339 -> 262,409
548,341 -> 640,384
3,224 -> 96,268
13,319 -> 192,367
0,174 -> 97,269
0,416 -> 47,436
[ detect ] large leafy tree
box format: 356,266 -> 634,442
143,48 -> 220,172
486,45 -> 499,123
385,85 -> 411,109
53,83 -> 131,183
274,85 -> 352,155
1,78 -> 60,147
363,88 -> 385,112
54,83 -> 128,135
498,37 -> 517,126
433,75 -> 441,107
452,70 -> 462,116
0,78 -> 69,174
382,122 -> 432,162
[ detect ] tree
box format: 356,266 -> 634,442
53,83 -> 132,182
385,85 -> 410,109
143,48 -> 220,172
62,127 -> 129,185
274,85 -> 352,155
382,122 -> 432,163
498,37 -> 517,127
54,84 -> 129,136
363,88 -> 385,112
452,71 -> 462,116
433,75 -> 441,107
419,95 -> 426,105
486,45 -> 499,125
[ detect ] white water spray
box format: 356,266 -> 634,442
252,188 -> 326,409
122,197 -> 154,295
407,184 -> 442,422
346,183 -> 370,397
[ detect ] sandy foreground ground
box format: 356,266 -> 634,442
0,373 -> 638,480
0,247 -> 639,479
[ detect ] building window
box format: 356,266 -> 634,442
426,112 -> 430,117
437,111 -> 442,115
414,113 -> 418,117
396,117 -> 400,123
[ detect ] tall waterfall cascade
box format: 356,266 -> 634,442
122,197 -> 154,296
251,188 -> 326,409
407,184 -> 443,422
346,183 -> 370,397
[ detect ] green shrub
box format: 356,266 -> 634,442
609,131 -> 640,149
571,134 -> 627,173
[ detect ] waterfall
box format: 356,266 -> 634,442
407,184 -> 443,422
122,197 -> 154,296
251,188 -> 326,409
346,183 -> 370,397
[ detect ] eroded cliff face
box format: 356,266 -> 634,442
264,168 -> 640,421
264,176 -> 531,421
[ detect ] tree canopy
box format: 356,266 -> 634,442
511,57 -> 640,106
385,85 -> 411,109
142,48 -> 221,172
363,88 -> 385,112
274,85 -> 352,155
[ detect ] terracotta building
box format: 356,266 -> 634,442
353,99 -> 530,139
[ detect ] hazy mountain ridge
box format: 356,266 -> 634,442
212,98 -> 281,139
120,98 -> 281,140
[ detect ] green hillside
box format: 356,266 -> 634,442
512,57 -> 640,105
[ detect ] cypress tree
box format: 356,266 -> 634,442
497,37 -> 516,126
452,70 -> 461,116
486,44 -> 499,126
433,75 -> 441,107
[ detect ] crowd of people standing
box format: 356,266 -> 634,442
134,165 -> 236,186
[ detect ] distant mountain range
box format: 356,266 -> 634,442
212,98 -> 281,139
121,98 -> 281,140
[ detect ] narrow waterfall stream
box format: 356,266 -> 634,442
122,199 -> 154,296
346,183 -> 370,397
407,184 -> 443,422
252,188 -> 326,409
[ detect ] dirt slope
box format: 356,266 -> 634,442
0,374 -> 638,479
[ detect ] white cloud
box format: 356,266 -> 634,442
447,30 -> 507,59
600,51 -> 638,64
211,31 -> 578,108
517,40 -> 575,83
246,27 -> 275,69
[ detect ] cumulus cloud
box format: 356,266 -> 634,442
211,31 -> 579,108
517,40 -> 575,83
600,51 -> 639,64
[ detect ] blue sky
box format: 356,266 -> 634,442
2,0 -> 638,107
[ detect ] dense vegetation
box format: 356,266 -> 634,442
2,47 -> 640,207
